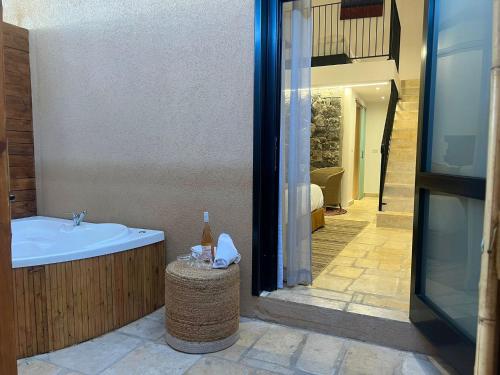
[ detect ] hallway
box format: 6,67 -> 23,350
271,197 -> 412,321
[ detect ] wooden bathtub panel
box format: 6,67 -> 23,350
14,241 -> 166,358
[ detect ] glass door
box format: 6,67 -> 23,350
411,0 -> 493,373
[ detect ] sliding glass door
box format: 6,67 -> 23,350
411,0 -> 493,373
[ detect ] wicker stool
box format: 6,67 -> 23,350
164,260 -> 240,354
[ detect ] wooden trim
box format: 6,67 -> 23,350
474,8 -> 500,367
14,242 -> 166,358
1,22 -> 35,219
0,5 -> 17,374
311,208 -> 325,232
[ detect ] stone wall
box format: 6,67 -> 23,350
310,94 -> 343,169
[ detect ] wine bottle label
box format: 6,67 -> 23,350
200,245 -> 212,261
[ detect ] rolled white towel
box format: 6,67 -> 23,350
213,233 -> 241,269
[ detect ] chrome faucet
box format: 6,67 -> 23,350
71,210 -> 87,226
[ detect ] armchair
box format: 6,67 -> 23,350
310,167 -> 344,209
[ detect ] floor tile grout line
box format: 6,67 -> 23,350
94,336 -> 147,375
20,356 -> 83,375
238,323 -> 309,373
181,355 -> 205,374
235,327 -> 267,364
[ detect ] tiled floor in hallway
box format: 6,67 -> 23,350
17,307 -> 452,375
270,197 -> 412,321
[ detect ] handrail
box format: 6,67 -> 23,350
378,80 -> 399,211
310,0 -> 401,69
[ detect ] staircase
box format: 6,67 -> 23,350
376,79 -> 419,229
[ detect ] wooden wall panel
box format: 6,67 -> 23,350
2,22 -> 36,219
0,6 -> 17,374
13,241 -> 166,359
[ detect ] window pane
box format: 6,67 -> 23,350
427,0 -> 492,178
421,192 -> 484,341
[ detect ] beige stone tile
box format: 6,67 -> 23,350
145,306 -> 165,323
363,268 -> 404,278
354,258 -> 379,269
350,235 -> 386,246
365,251 -> 404,262
352,293 -> 365,304
46,332 -> 143,374
370,247 -> 407,258
294,286 -> 353,302
343,242 -> 376,252
313,274 -> 354,292
348,274 -> 399,296
102,342 -> 200,375
401,353 -> 442,375
246,325 -> 304,366
185,357 -> 252,375
296,333 -> 345,375
338,249 -> 367,259
339,341 -> 404,374
398,280 -> 411,296
238,320 -> 271,347
401,263 -> 412,272
374,246 -> 410,257
240,358 -> 294,375
362,294 -> 409,312
269,289 -> 346,311
17,359 -> 61,375
347,303 -> 409,322
378,262 -> 402,272
331,256 -> 357,266
210,320 -> 268,361
329,266 -> 364,279
385,231 -> 413,242
118,314 -> 165,340
384,240 -> 412,251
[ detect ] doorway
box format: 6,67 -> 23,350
353,102 -> 366,201
253,0 -> 493,372
255,0 -> 416,322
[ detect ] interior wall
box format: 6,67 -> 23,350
312,60 -> 400,92
396,0 -> 425,80
364,102 -> 387,195
3,1 -> 256,314
339,88 -> 368,207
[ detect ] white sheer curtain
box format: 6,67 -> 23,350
278,0 -> 312,288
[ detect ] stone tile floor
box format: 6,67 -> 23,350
17,307 -> 454,375
269,197 -> 413,321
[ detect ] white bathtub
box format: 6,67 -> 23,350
12,216 -> 165,268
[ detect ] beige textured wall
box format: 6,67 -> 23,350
3,1 -> 256,314
396,0 -> 425,80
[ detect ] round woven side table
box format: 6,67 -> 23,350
164,260 -> 240,354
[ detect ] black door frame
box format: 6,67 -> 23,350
410,0 -> 487,373
252,0 -> 282,295
253,0 -> 300,295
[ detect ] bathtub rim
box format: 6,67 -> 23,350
11,216 -> 165,268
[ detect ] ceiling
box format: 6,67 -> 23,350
352,82 -> 391,104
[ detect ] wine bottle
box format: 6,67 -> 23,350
201,212 -> 214,261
